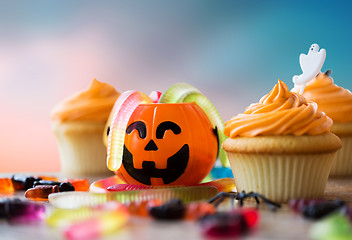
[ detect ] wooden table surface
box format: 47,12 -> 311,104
0,173 -> 351,240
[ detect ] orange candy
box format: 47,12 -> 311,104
0,178 -> 15,193
65,179 -> 90,191
125,199 -> 162,217
123,199 -> 214,220
36,175 -> 59,181
185,202 -> 216,220
25,185 -> 59,201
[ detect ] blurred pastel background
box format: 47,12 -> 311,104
1,0 -> 352,172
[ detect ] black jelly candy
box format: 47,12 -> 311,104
59,182 -> 75,192
11,175 -> 42,190
33,180 -> 61,187
149,199 -> 185,220
302,201 -> 344,220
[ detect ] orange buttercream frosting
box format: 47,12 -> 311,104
224,80 -> 332,138
51,79 -> 120,123
292,72 -> 352,123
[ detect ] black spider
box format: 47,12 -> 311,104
208,191 -> 281,212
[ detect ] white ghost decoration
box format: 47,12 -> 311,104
293,44 -> 326,94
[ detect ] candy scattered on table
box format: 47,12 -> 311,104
0,174 -> 89,201
35,176 -> 59,181
90,176 -> 236,193
33,180 -> 61,187
49,186 -> 219,209
197,178 -> 236,193
149,90 -> 162,103
149,199 -> 186,220
341,205 -> 352,222
33,180 -> 75,192
288,198 -> 345,220
147,199 -> 216,221
25,185 -> 59,201
209,166 -> 233,180
184,202 -> 216,221
59,182 -> 75,192
0,178 -> 15,193
198,208 -> 259,238
0,198 -> 46,223
125,199 -> 162,217
310,213 -> 352,240
65,179 -> 90,191
46,202 -> 129,240
107,184 -> 155,192
11,175 -> 42,190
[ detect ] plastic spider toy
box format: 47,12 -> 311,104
209,191 -> 282,211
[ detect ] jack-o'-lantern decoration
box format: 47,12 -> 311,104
106,84 -> 229,186
117,103 -> 218,186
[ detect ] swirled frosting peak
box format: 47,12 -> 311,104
51,79 -> 120,123
292,72 -> 352,123
224,79 -> 332,137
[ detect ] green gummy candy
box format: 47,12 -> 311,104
309,213 -> 352,240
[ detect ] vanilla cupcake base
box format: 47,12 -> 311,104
227,152 -> 336,203
223,133 -> 342,203
329,135 -> 352,177
52,121 -> 112,177
329,122 -> 352,177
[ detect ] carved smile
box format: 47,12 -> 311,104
122,144 -> 189,185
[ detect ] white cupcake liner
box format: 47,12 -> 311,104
329,135 -> 352,177
226,152 -> 336,203
53,122 -> 111,177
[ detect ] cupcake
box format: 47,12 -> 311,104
292,71 -> 352,177
51,79 -> 120,176
223,80 -> 342,203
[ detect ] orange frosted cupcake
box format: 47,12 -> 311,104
51,79 -> 120,176
223,80 -> 341,202
292,71 -> 352,177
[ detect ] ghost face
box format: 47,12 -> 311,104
310,44 -> 320,52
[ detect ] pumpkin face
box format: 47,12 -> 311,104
117,103 -> 218,186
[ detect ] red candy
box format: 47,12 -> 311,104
241,208 -> 260,228
107,184 -> 152,192
198,208 -> 259,238
0,198 -> 46,222
149,91 -> 162,103
25,185 -> 59,201
0,178 -> 15,193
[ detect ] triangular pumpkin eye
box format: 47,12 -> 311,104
156,121 -> 181,139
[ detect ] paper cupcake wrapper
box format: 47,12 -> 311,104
53,123 -> 111,176
226,152 -> 336,203
329,135 -> 352,177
